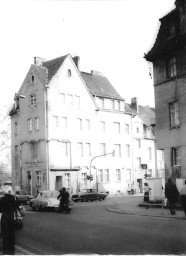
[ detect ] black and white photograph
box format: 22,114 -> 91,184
0,0 -> 186,255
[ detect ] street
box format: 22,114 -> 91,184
14,198 -> 186,255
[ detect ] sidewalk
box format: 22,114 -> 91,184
106,195 -> 186,220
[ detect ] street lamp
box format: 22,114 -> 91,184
89,150 -> 115,190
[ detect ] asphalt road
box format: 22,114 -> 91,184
15,198 -> 186,255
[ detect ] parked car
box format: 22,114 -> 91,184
29,190 -> 60,211
71,189 -> 107,202
15,190 -> 34,205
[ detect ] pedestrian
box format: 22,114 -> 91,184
1,186 -> 17,255
165,178 -> 179,215
143,182 -> 151,208
180,180 -> 186,219
57,187 -> 69,212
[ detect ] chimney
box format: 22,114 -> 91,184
73,56 -> 80,70
34,57 -> 47,66
175,0 -> 186,34
131,97 -> 139,113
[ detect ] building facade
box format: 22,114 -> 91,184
9,54 -> 162,195
145,0 -> 186,181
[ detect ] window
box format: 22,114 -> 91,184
115,100 -> 120,111
104,169 -> 109,183
148,147 -> 152,161
15,145 -> 18,169
74,95 -> 80,108
100,98 -> 104,108
61,117 -> 67,131
100,121 -> 105,132
27,171 -> 31,185
85,119 -> 90,131
169,101 -> 179,127
61,142 -> 68,156
77,118 -> 82,130
60,93 -> 65,104
77,142 -> 83,157
31,75 -> 34,84
36,171 -> 41,185
31,142 -> 38,158
30,94 -> 36,106
169,23 -> 175,37
113,122 -> 120,133
126,169 -> 131,181
53,116 -> 59,129
14,122 -> 18,135
67,69 -> 71,77
100,143 -> 106,155
34,117 -> 39,131
65,173 -> 71,188
28,118 -> 33,132
136,139 -> 141,148
82,173 -> 87,187
136,157 -> 141,169
125,144 -> 130,157
167,57 -> 177,78
125,124 -> 129,134
67,94 -> 73,105
116,169 -> 121,182
85,143 -> 91,157
98,169 -> 103,183
136,127 -> 139,134
114,144 -> 121,157
98,169 -> 109,183
171,147 -> 181,166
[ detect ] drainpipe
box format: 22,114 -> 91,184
44,82 -> 49,190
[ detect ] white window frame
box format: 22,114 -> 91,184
113,122 -> 120,133
114,144 -> 121,157
125,144 -> 130,157
36,171 -> 41,185
61,117 -> 67,131
77,142 -> 83,157
125,124 -> 129,134
65,173 -> 71,188
77,118 -> 82,130
169,101 -> 179,127
53,116 -> 59,129
100,143 -> 106,155
31,142 -> 38,158
28,118 -> 33,132
34,117 -> 39,131
116,169 -> 121,182
168,56 -> 177,78
85,143 -> 91,157
30,94 -> 36,106
85,119 -> 90,131
100,121 -> 105,132
61,142 -> 68,157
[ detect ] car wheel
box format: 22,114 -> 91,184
26,200 -> 30,205
81,197 -> 86,202
98,197 -> 102,201
32,205 -> 36,211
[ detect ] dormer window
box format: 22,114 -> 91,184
32,75 -> 34,83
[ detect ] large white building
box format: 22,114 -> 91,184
9,54 -> 164,195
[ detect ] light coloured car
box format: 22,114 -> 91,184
30,190 -> 59,211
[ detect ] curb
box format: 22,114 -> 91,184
106,207 -> 186,220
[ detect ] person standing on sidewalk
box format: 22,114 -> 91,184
143,183 -> 151,209
165,178 -> 179,215
1,186 -> 16,255
180,180 -> 186,218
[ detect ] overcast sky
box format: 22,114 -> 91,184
0,0 -> 175,112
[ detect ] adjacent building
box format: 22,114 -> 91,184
145,0 -> 186,181
9,54 -> 163,195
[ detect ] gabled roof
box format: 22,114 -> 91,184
81,72 -> 124,100
42,54 -> 68,82
130,105 -> 155,126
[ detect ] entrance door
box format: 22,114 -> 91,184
55,176 -> 63,191
137,179 -> 143,193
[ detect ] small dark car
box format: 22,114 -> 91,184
15,190 -> 34,205
72,189 -> 107,202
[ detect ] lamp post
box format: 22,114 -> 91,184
89,151 -> 115,190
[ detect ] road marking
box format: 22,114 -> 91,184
15,245 -> 34,255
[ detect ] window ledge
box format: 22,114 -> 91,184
169,125 -> 180,130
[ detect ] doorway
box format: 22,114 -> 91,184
137,179 -> 143,193
55,176 -> 63,191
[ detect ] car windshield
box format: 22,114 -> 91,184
42,191 -> 59,198
81,189 -> 96,193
